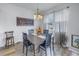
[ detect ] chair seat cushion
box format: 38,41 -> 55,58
24,40 -> 33,46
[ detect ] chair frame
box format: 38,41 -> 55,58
39,33 -> 52,56
5,31 -> 14,48
22,33 -> 35,56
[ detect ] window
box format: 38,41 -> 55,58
44,13 -> 54,33
44,8 -> 69,33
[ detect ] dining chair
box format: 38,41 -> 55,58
28,29 -> 34,35
5,31 -> 14,48
39,33 -> 52,56
22,33 -> 34,56
43,30 -> 49,35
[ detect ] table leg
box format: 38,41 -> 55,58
33,45 -> 35,56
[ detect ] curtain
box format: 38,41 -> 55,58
55,8 -> 69,32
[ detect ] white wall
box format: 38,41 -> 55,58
0,4 -> 34,47
67,4 -> 79,47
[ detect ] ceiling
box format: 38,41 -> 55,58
11,3 -> 62,12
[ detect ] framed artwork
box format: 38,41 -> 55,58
71,35 -> 79,48
16,17 -> 34,26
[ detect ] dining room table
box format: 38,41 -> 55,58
27,33 -> 46,56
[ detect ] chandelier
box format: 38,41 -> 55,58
33,8 -> 43,20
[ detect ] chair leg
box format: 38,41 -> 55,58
13,38 -> 15,46
33,45 -> 35,56
11,39 -> 12,46
36,45 -> 39,53
26,46 -> 28,56
5,40 -> 7,48
38,46 -> 40,53
50,45 -> 52,56
39,48 -> 42,56
23,45 -> 24,53
45,49 -> 47,56
52,42 -> 55,56
8,40 -> 9,48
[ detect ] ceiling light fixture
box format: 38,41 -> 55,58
33,8 -> 43,20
